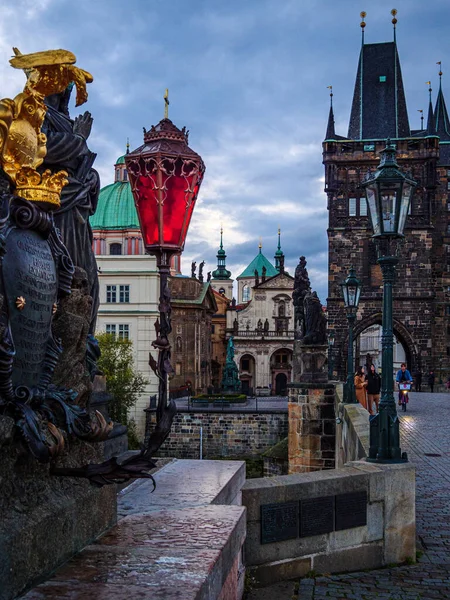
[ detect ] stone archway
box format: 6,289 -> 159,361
350,312 -> 418,372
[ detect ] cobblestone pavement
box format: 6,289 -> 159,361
295,391 -> 450,599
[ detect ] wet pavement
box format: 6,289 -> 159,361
249,391 -> 450,599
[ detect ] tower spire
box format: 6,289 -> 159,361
164,88 -> 169,119
211,227 -> 231,280
426,81 -> 436,136
360,11 -> 366,46
325,86 -> 336,140
274,227 -> 284,272
434,62 -> 450,140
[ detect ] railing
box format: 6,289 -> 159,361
233,330 -> 295,338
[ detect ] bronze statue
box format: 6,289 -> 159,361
191,261 -> 196,278
198,260 -> 205,282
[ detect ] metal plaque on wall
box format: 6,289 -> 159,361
261,501 -> 299,544
300,495 -> 335,537
335,491 -> 367,530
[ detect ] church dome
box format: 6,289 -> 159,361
237,247 -> 277,279
90,149 -> 140,230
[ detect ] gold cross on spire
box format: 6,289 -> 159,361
164,88 -> 169,119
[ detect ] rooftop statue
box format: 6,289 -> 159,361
292,256 -> 311,340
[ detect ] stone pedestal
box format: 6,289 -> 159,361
294,343 -> 328,383
288,383 -> 336,473
0,416 -> 117,600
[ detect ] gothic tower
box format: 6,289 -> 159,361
324,16 -> 450,380
210,228 -> 233,299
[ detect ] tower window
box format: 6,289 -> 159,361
379,75 -> 386,82
110,243 -> 122,255
349,197 -> 357,216
349,197 -> 367,217
219,287 -> 225,295
242,284 -> 250,302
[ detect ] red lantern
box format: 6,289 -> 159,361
125,118 -> 205,258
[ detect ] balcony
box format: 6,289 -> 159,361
232,330 -> 294,339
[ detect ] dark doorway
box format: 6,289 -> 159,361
275,373 -> 287,395
241,379 -> 250,394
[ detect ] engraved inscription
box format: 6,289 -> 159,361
3,229 -> 57,387
300,496 -> 334,537
261,501 -> 298,544
335,491 -> 367,530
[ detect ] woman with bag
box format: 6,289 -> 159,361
354,366 -> 368,411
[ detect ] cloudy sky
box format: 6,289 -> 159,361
1,0 -> 448,301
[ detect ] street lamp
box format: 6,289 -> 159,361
328,332 -> 335,380
340,267 -> 362,403
126,111 -> 205,452
362,139 -> 416,463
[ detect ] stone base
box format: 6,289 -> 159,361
295,343 -> 328,384
0,416 -> 117,600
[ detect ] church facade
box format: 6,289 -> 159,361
325,25 -> 450,380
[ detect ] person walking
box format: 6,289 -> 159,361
354,366 -> 368,411
396,363 -> 413,405
366,363 -> 381,415
413,368 -> 422,392
428,370 -> 435,393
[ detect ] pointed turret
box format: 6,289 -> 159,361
325,86 -> 336,140
211,228 -> 231,280
274,228 -> 284,272
426,82 -> 436,136
434,66 -> 450,141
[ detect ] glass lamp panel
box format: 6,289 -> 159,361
398,182 -> 412,235
135,173 -> 160,247
380,185 -> 399,233
365,186 -> 380,235
355,284 -> 361,308
347,285 -> 357,308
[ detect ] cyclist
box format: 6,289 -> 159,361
396,363 -> 413,406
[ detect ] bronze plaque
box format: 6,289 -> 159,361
300,496 -> 334,537
3,229 -> 57,387
335,491 -> 367,530
261,501 -> 298,544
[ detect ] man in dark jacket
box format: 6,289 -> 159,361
367,364 -> 381,415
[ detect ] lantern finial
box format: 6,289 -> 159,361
164,88 -> 169,119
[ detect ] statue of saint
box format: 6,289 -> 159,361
303,291 -> 327,345
198,260 -> 205,282
191,261 -> 196,278
42,86 -> 99,333
292,256 -> 311,340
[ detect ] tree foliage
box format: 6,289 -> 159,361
96,333 -> 148,426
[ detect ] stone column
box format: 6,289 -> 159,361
288,382 -> 336,473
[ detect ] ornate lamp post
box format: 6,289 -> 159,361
362,140 -> 416,463
125,103 -> 205,452
341,267 -> 362,403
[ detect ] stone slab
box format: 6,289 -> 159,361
118,459 -> 245,519
22,505 -> 246,600
248,556 -> 311,587
313,542 -> 383,574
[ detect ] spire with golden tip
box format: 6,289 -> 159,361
360,11 -> 366,45
391,9 -> 397,43
434,63 -> 450,140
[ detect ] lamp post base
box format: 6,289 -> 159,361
367,407 -> 408,463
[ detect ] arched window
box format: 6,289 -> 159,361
242,284 -> 250,302
110,243 -> 122,255
278,301 -> 285,317
176,337 -> 182,352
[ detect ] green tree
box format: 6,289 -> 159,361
96,333 -> 148,428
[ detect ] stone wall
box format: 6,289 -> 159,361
242,461 -> 416,587
149,409 -> 288,459
288,383 -> 336,473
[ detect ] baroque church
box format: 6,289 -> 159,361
209,231 -> 295,396
325,17 -> 450,380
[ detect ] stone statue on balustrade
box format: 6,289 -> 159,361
292,255 -> 311,341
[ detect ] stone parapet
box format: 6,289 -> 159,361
242,460 -> 415,587
288,383 -> 336,473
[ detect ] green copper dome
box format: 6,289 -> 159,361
115,154 -> 126,165
90,181 -> 139,230
237,248 -> 277,279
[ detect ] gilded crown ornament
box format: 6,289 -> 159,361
0,48 -> 93,208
